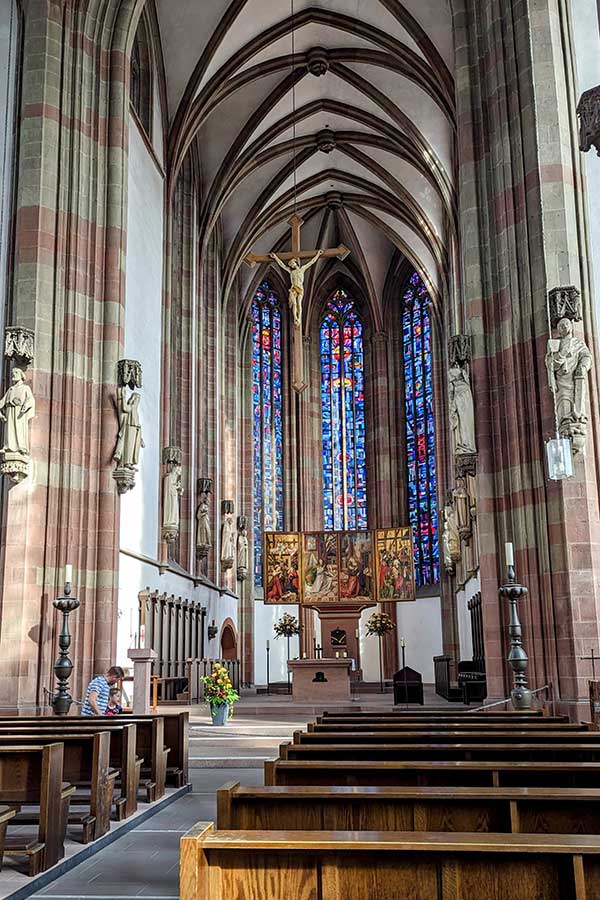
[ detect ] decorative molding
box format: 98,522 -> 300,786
113,465 -> 136,494
448,334 -> 471,368
118,358 -> 143,389
577,86 -> 600,155
548,286 -> 582,327
4,327 -> 34,364
325,190 -> 343,210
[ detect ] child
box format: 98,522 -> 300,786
105,687 -> 123,716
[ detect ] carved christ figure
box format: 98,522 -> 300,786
269,249 -> 324,327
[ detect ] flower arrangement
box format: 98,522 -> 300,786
273,612 -> 302,638
366,611 -> 396,637
201,663 -> 240,708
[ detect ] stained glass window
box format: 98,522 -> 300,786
320,289 -> 367,531
403,271 -> 439,586
252,282 -> 284,585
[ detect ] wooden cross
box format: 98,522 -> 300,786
245,214 -> 350,393
581,648 -> 599,680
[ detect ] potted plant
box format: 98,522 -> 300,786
201,662 -> 240,726
274,613 -> 302,694
366,611 -> 396,693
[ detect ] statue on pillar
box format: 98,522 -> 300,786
0,367 -> 35,483
448,365 -> 476,455
221,501 -> 236,570
442,498 -> 461,574
162,448 -> 183,544
546,317 -> 593,456
237,515 -> 249,582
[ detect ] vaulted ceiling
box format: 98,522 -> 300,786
156,0 -> 456,323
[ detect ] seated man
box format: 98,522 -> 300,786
82,665 -> 125,716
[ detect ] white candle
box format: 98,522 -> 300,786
65,564 -> 73,584
505,543 -> 514,567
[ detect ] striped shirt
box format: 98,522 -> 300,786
82,675 -> 110,716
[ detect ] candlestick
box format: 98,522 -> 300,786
355,629 -> 359,640
400,637 -> 406,649
504,542 -> 514,567
65,564 -> 73,584
266,640 -> 270,650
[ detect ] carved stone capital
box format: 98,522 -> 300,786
548,286 -> 582,327
5,327 -> 34,364
162,446 -> 182,467
113,465 -> 137,494
325,191 -> 343,210
454,453 -> 477,479
222,499 -> 234,515
197,477 -> 213,496
1,451 -> 29,484
118,358 -> 143,389
577,85 -> 600,155
448,334 -> 471,369
162,525 -> 179,545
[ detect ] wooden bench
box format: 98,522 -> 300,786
279,741 -> 600,762
0,744 -> 74,875
265,758 -> 600,788
0,718 -> 166,802
0,732 -> 113,842
180,822 -> 600,900
0,724 -> 139,820
0,710 -> 187,788
0,805 -> 16,871
310,720 -> 583,732
217,781 -> 600,835
320,709 -> 559,718
296,729 -> 594,745
317,714 -> 568,724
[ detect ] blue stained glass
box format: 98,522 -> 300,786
320,290 -> 367,531
403,271 -> 439,586
252,282 -> 284,585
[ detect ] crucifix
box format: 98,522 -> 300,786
581,648 -> 599,679
245,214 -> 350,392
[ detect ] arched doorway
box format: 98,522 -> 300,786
220,620 -> 238,660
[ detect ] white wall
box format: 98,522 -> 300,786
571,1 -> 600,333
0,0 -> 19,336
119,117 -> 164,561
254,601 -> 302,685
359,598 -> 443,684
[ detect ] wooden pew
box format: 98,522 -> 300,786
0,719 -> 166,802
0,805 -> 16,871
0,732 -> 113,842
0,724 -> 139,820
320,709 -> 558,718
0,744 -> 73,875
265,758 -> 600,788
279,740 -> 600,762
310,720 -> 582,732
0,712 -> 188,789
180,822 -> 600,900
217,782 -> 600,835
296,729 -> 594,746
317,714 -> 568,725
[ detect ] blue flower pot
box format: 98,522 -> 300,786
210,704 -> 229,726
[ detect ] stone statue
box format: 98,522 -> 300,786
269,250 -> 324,327
237,516 -> 249,582
453,476 -> 472,541
163,462 -> 183,542
442,501 -> 461,574
448,365 -> 476,455
220,509 -> 236,570
0,367 -> 35,483
546,317 -> 593,455
196,496 -> 212,557
113,388 -> 144,468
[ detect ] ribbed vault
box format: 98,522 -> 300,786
157,0 -> 456,321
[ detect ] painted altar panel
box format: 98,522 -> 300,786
338,531 -> 374,604
263,532 -> 301,604
374,527 -> 416,602
301,532 -> 339,604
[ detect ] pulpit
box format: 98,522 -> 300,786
287,658 -> 352,701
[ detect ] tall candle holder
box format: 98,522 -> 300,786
52,580 -> 80,715
499,560 -> 532,710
